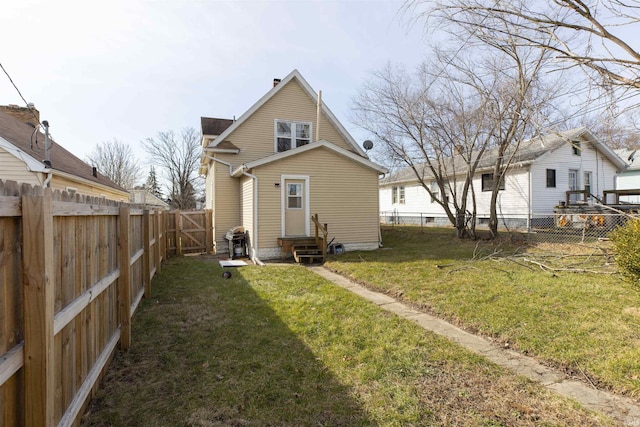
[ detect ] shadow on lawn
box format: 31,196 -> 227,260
83,257 -> 372,426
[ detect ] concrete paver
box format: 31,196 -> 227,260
309,266 -> 640,427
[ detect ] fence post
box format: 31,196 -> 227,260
161,210 -> 167,260
154,210 -> 161,274
22,187 -> 55,427
118,206 -> 131,350
205,209 -> 213,254
175,211 -> 182,255
143,210 -> 151,297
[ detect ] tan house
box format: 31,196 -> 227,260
201,69 -> 387,261
0,105 -> 129,201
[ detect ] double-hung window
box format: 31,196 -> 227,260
275,120 -> 312,152
391,186 -> 405,204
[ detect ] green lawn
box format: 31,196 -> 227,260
84,256 -> 613,426
326,226 -> 640,399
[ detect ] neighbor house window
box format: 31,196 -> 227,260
275,120 -> 312,152
571,141 -> 581,156
546,169 -> 556,188
391,186 -> 405,204
430,181 -> 438,203
481,173 -> 505,192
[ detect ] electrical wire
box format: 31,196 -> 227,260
0,61 -> 42,126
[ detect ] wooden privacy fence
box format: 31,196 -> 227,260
0,180 -> 178,427
166,210 -> 213,255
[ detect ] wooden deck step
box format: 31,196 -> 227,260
292,244 -> 325,264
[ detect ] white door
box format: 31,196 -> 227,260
284,179 -> 307,236
569,169 -> 579,202
584,171 -> 592,199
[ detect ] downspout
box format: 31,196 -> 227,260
240,167 -> 264,266
43,171 -> 53,187
43,120 -> 53,187
202,153 -> 264,265
202,154 -> 232,256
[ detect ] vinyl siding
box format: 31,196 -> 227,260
381,136 -> 621,219
531,137 -> 618,212
0,148 -> 127,200
49,175 -> 129,202
0,147 -> 42,185
617,170 -> 640,203
381,169 -> 530,218
252,147 -> 380,250
240,175 -> 254,249
214,162 -> 241,251
215,79 -> 355,170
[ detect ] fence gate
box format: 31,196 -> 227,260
167,210 -> 213,255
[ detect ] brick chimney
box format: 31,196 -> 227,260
0,104 -> 40,128
273,78 -> 281,88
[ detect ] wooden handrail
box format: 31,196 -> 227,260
311,214 -> 328,260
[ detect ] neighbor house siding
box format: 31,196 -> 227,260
47,175 -> 128,201
0,147 -> 42,185
617,170 -> 640,203
531,137 -> 617,212
252,147 -> 380,254
471,167 -> 530,217
214,79 -> 355,171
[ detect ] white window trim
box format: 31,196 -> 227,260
274,119 -> 313,153
280,175 -> 310,237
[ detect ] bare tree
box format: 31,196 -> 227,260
87,139 -> 141,189
355,32 -> 564,237
143,127 -> 202,210
408,0 -> 640,91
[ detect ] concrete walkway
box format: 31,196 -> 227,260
309,266 -> 640,427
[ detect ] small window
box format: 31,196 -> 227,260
571,141 -> 581,156
479,218 -> 490,225
546,169 -> 556,188
481,173 -> 505,192
275,120 -> 312,152
391,186 -> 405,204
430,181 -> 438,203
287,183 -> 302,209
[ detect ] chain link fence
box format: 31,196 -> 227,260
380,209 -> 639,245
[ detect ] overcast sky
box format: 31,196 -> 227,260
1,0 -> 427,172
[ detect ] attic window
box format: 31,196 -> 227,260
275,120 -> 312,152
571,140 -> 581,156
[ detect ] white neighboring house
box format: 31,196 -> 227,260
614,148 -> 640,203
380,128 -> 627,229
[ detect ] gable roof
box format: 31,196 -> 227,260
382,128 -> 626,185
0,110 -> 128,193
201,117 -> 234,136
204,69 -> 367,157
230,140 -> 388,177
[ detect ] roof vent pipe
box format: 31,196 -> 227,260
316,90 -> 322,141
92,166 -> 97,177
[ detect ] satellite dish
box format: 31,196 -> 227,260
363,140 -> 374,151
